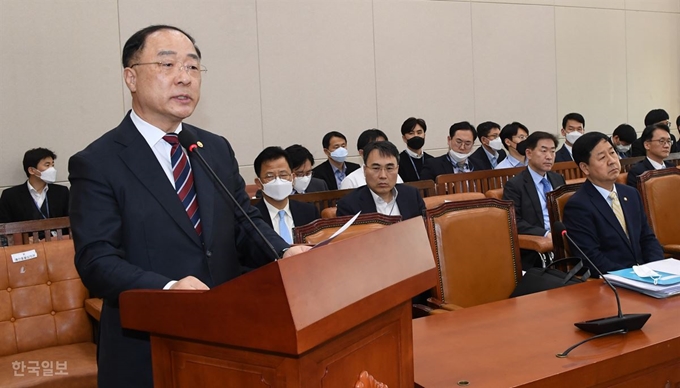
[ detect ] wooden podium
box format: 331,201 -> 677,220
119,217 -> 436,387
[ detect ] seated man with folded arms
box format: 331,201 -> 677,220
469,121 -> 506,170
285,144 -> 328,194
503,132 -> 565,270
610,124 -> 637,159
341,129 -> 403,189
253,147 -> 320,243
421,121 -> 479,180
337,141 -> 425,220
495,122 -> 529,169
398,117 -> 434,182
627,123 -> 675,189
564,132 -> 663,274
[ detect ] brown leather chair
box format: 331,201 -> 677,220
320,207 -> 337,218
616,172 -> 628,185
547,182 -> 583,260
0,240 -> 97,387
638,169 -> 680,255
0,217 -> 71,246
404,179 -> 436,198
423,193 -> 486,209
293,213 -> 402,245
484,188 -> 503,200
423,198 -> 522,310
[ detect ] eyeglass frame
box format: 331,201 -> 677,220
646,138 -> 673,146
129,60 -> 207,77
260,172 -> 293,184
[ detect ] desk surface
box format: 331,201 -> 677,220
413,281 -> 680,387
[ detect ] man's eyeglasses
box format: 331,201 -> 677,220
130,61 -> 207,78
293,171 -> 313,178
453,139 -> 474,149
367,165 -> 397,174
647,138 -> 673,146
261,172 -> 292,183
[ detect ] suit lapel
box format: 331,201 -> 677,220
116,116 -> 203,248
522,170 -> 544,223
585,181 -> 633,251
188,135 -> 217,248
359,187 -> 378,214
255,199 -> 274,228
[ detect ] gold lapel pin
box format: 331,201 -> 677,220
197,141 -> 204,148
623,197 -> 628,202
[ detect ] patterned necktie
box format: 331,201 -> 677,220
609,191 -> 628,238
278,209 -> 292,244
163,134 -> 202,236
540,177 -> 552,200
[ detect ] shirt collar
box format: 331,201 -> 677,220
592,181 -> 618,203
262,198 -> 291,220
405,148 -> 423,159
27,180 -> 48,195
527,166 -> 547,185
564,143 -> 573,155
505,153 -> 524,167
647,157 -> 666,170
130,109 -> 183,148
330,162 -> 346,174
482,146 -> 499,160
369,186 -> 398,205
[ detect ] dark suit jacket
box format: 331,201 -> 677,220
563,180 -> 663,273
301,177 -> 328,193
254,198 -> 320,231
626,158 -> 675,188
420,154 -> 481,181
554,145 -> 573,163
503,169 -> 565,236
468,147 -> 507,171
631,134 -> 679,157
312,159 -> 360,190
398,150 -> 434,182
336,184 -> 425,221
0,182 -> 69,222
69,112 -> 288,388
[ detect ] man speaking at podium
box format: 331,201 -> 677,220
69,25 -> 308,388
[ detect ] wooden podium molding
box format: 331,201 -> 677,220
120,217 -> 436,387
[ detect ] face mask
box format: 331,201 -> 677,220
38,167 -> 57,184
261,178 -> 293,201
292,174 -> 311,193
616,144 -> 631,153
448,149 -> 471,164
329,147 -> 348,163
488,137 -> 503,151
406,136 -> 425,150
566,131 -> 583,144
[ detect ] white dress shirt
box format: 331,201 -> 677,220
262,199 -> 294,238
368,187 -> 401,217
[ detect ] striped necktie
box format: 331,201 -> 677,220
163,134 -> 202,236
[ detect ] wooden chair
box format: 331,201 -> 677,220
616,172 -> 628,185
552,161 -> 584,181
0,216 -> 71,245
619,156 -> 645,172
638,168 -> 680,255
288,189 -> 354,213
245,184 -> 259,199
292,213 -> 402,245
435,166 -> 524,195
423,198 -> 522,311
546,183 -> 583,260
404,179 -> 436,198
484,188 -> 503,200
321,207 -> 337,218
423,193 -> 485,209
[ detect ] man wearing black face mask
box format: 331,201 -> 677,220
398,117 -> 433,182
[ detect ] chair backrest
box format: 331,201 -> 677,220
0,240 -> 91,356
484,188 -> 503,200
546,183 -> 583,260
404,180 -> 437,198
245,184 -> 259,199
288,189 -> 354,213
552,161 -> 584,181
423,193 -> 486,209
619,156 -> 645,172
616,172 -> 628,185
424,198 -> 521,308
293,213 -> 402,245
638,168 -> 680,249
0,217 -> 71,246
435,166 -> 525,195
320,207 -> 337,218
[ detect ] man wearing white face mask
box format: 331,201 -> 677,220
555,112 -> 586,162
253,147 -> 320,243
610,124 -> 637,159
285,144 -> 328,194
312,131 -> 360,190
0,148 -> 70,227
421,121 -> 479,180
469,121 -> 507,170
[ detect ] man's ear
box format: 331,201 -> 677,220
123,68 -> 137,92
560,128 -> 566,137
578,162 -> 590,176
254,177 -> 263,190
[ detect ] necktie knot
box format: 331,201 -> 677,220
163,134 -> 179,146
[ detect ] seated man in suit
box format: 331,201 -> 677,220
420,121 -> 478,180
555,112 -> 585,163
627,123 -> 675,188
495,122 -> 529,169
631,109 -> 679,156
285,144 -> 328,194
0,147 -> 69,225
503,132 -> 565,270
398,117 -> 434,182
312,131 -> 360,190
610,124 -> 637,159
253,147 -> 320,243
341,129 -> 404,189
564,132 -> 663,273
337,141 -> 425,220
469,121 -> 506,170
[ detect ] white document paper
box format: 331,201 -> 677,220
311,211 -> 361,249
11,249 -> 38,263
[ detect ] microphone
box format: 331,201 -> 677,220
178,129 -> 284,261
553,221 -> 650,335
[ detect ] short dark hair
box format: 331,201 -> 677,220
524,132 -> 558,151
322,131 -> 347,149
285,144 -> 314,170
640,123 -> 671,143
644,109 -> 669,126
449,121 -> 477,141
612,124 -> 637,144
562,113 -> 585,129
401,117 -> 427,136
362,141 -> 400,165
571,132 -> 613,165
357,129 -> 388,152
499,122 -> 529,150
253,146 -> 291,177
122,25 -> 201,68
23,148 -> 57,177
477,121 -> 501,139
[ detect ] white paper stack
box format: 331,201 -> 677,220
603,258 -> 680,299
